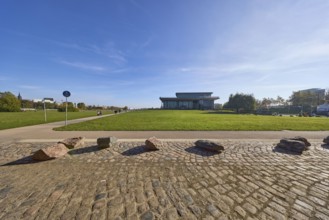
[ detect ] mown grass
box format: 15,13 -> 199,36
54,110 -> 329,131
0,110 -> 112,130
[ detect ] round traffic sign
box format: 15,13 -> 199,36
63,90 -> 71,97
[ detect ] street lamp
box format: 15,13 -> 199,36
42,99 -> 47,122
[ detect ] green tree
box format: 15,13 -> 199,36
21,99 -> 34,108
77,102 -> 86,109
0,92 -> 21,112
225,93 -> 256,113
276,96 -> 285,105
289,90 -> 326,113
57,102 -> 79,112
290,91 -> 320,107
325,89 -> 329,102
260,98 -> 273,109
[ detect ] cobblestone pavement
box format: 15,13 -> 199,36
1,140 -> 329,219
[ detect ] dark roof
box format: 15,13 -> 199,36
43,98 -> 54,101
160,97 -> 219,101
176,92 -> 213,94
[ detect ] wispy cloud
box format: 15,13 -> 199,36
108,68 -> 132,74
53,41 -> 126,65
18,85 -> 41,90
0,76 -> 10,81
140,34 -> 154,49
88,43 -> 126,64
196,1 -> 329,83
1,29 -> 127,65
129,0 -> 151,17
59,60 -> 107,71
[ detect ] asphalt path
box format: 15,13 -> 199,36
0,114 -> 328,142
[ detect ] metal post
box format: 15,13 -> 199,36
65,97 -> 68,126
62,90 -> 71,126
43,101 -> 47,122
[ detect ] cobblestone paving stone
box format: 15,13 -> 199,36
0,140 -> 329,219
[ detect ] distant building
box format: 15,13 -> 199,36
299,88 -> 325,95
17,92 -> 22,101
33,98 -> 55,104
160,92 -> 219,110
299,88 -> 325,105
43,98 -> 54,103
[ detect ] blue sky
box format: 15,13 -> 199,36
1,0 -> 329,108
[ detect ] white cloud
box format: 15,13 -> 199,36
0,76 -> 9,81
140,34 -> 154,49
53,40 -> 127,65
59,60 -> 107,71
88,43 -> 126,64
18,85 -> 41,90
109,68 -> 132,74
197,0 -> 329,82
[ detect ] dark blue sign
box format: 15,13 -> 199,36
63,90 -> 71,97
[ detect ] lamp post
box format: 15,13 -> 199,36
43,99 -> 47,122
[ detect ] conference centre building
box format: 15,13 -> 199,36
160,92 -> 219,110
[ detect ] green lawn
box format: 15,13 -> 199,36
54,110 -> 329,131
0,110 -> 112,130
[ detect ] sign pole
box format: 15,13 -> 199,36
65,97 -> 68,126
43,101 -> 47,122
62,90 -> 71,127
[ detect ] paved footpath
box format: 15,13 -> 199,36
1,117 -> 329,219
0,115 -> 328,142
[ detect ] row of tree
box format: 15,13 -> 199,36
0,91 -> 128,112
223,89 -> 329,114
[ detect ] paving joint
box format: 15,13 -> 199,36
1,140 -> 329,219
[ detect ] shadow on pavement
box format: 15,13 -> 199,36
1,155 -> 41,166
272,146 -> 302,155
69,145 -> 102,155
185,146 -> 219,157
122,145 -> 156,156
321,144 -> 329,149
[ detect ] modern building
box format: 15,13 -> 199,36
299,88 -> 325,105
299,88 -> 325,95
160,92 -> 219,110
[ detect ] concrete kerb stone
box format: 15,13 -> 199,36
97,136 -> 118,149
18,138 -> 323,143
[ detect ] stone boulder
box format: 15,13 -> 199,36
32,143 -> 68,161
195,140 -> 224,153
59,137 -> 85,149
289,136 -> 311,147
97,136 -> 117,149
323,136 -> 329,144
276,137 -> 310,153
145,137 -> 162,150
